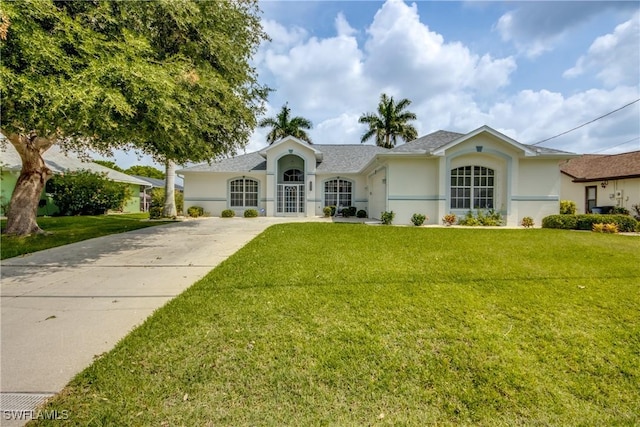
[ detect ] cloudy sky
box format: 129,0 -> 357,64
107,0 -> 640,169
247,0 -> 639,154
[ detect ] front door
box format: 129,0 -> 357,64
277,184 -> 305,214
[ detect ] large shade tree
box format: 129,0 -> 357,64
359,93 -> 418,149
1,0 -> 268,235
259,103 -> 313,144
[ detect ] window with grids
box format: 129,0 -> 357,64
283,169 -> 304,182
450,166 -> 494,209
324,179 -> 352,207
229,178 -> 258,207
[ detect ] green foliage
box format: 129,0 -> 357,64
328,206 -> 337,216
611,206 -> 629,215
348,206 -> 357,216
359,93 -> 418,148
1,214 -> 169,259
187,206 -> 204,218
411,213 -> 426,226
543,214 -> 638,232
244,209 -> 258,218
520,217 -> 535,228
221,209 -> 235,218
542,215 -> 578,229
93,160 -> 124,172
560,200 -> 577,215
442,213 -> 457,225
124,165 -> 164,179
356,209 -> 367,219
380,210 -> 395,225
149,207 -> 163,219
259,103 -> 313,144
458,209 -> 504,226
150,188 -> 183,216
322,206 -> 332,217
341,208 -> 351,218
47,170 -> 131,216
632,204 -> 640,220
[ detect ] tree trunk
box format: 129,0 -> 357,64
163,159 -> 177,217
3,133 -> 55,236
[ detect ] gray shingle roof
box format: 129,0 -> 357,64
131,175 -> 184,191
1,144 -> 149,186
392,130 -> 464,153
179,145 -> 389,174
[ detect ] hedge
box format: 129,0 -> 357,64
542,214 -> 638,232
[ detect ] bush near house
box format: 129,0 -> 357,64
187,206 -> 204,218
543,214 -> 638,232
560,200 -> 576,215
221,209 -> 235,218
356,209 -> 367,218
521,217 -> 535,228
592,223 -> 619,234
323,206 -> 332,217
244,209 -> 258,218
380,211 -> 395,225
411,213 -> 427,226
442,213 -> 457,225
457,209 -> 504,226
150,188 -> 184,217
47,170 -> 131,216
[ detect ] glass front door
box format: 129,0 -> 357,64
277,184 -> 305,213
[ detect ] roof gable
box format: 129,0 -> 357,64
560,150 -> 640,181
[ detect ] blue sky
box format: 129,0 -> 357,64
107,0 -> 640,169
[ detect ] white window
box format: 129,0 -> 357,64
451,166 -> 494,209
283,169 -> 304,182
230,178 -> 258,208
324,179 -> 352,207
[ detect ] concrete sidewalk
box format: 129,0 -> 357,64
0,216 -> 326,425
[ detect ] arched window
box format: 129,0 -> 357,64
324,178 -> 352,207
451,166 -> 494,209
229,178 -> 259,208
283,169 -> 304,182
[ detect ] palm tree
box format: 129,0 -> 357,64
359,93 -> 418,148
258,103 -> 313,144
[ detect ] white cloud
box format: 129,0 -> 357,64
564,11 -> 640,87
335,12 -> 356,37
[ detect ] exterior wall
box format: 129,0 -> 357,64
368,166 -> 387,220
387,158 -> 440,225
183,172 -> 267,217
513,159 -> 561,226
121,184 -> 141,213
561,174 -> 640,214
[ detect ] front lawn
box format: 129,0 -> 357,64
1,213 -> 170,260
33,225 -> 639,425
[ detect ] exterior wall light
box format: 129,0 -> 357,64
601,180 -> 608,188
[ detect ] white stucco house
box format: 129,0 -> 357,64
560,150 -> 640,214
178,125 -> 575,226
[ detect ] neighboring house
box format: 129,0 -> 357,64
179,125 -> 575,226
560,150 -> 640,214
1,144 -> 148,216
131,175 -> 184,212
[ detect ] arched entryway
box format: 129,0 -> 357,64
277,154 -> 305,214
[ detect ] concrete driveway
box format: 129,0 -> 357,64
0,216 -> 325,425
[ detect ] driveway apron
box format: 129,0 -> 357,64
1,217 -> 311,425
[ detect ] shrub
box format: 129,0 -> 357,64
348,206 -> 357,217
187,206 -> 204,218
521,216 -> 535,228
632,204 -> 640,221
149,206 -> 163,219
560,200 -> 576,215
150,188 -> 184,216
323,206 -> 332,217
244,209 -> 258,218
380,211 -> 395,225
442,213 -> 457,226
47,169 -> 131,216
611,206 -> 629,215
543,214 -> 638,232
341,208 -> 351,218
356,209 -> 367,218
329,206 -> 336,216
458,209 -> 504,226
592,223 -> 618,234
221,209 -> 235,218
411,213 -> 426,226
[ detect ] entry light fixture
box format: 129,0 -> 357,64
600,180 -> 608,189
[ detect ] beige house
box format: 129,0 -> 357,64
560,150 -> 640,214
179,125 -> 575,226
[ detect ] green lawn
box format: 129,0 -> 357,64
1,213 -> 170,260
33,224 -> 639,426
